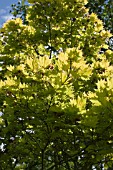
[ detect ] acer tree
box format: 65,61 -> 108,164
87,0 -> 113,50
10,0 -> 113,50
87,0 -> 113,33
0,0 -> 113,169
10,0 -> 28,25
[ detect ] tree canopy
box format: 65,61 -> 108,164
87,0 -> 113,50
0,0 -> 113,169
10,0 -> 113,50
87,0 -> 113,33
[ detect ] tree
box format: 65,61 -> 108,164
87,0 -> 113,33
10,0 -> 28,24
87,0 -> 113,50
0,0 -> 113,169
9,0 -> 113,51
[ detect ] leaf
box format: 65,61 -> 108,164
7,65 -> 15,71
5,77 -> 16,86
38,56 -> 51,68
61,71 -> 67,83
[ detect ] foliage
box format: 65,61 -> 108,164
87,0 -> 113,50
87,0 -> 113,33
0,0 -> 113,169
10,0 -> 28,24
10,0 -> 113,49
